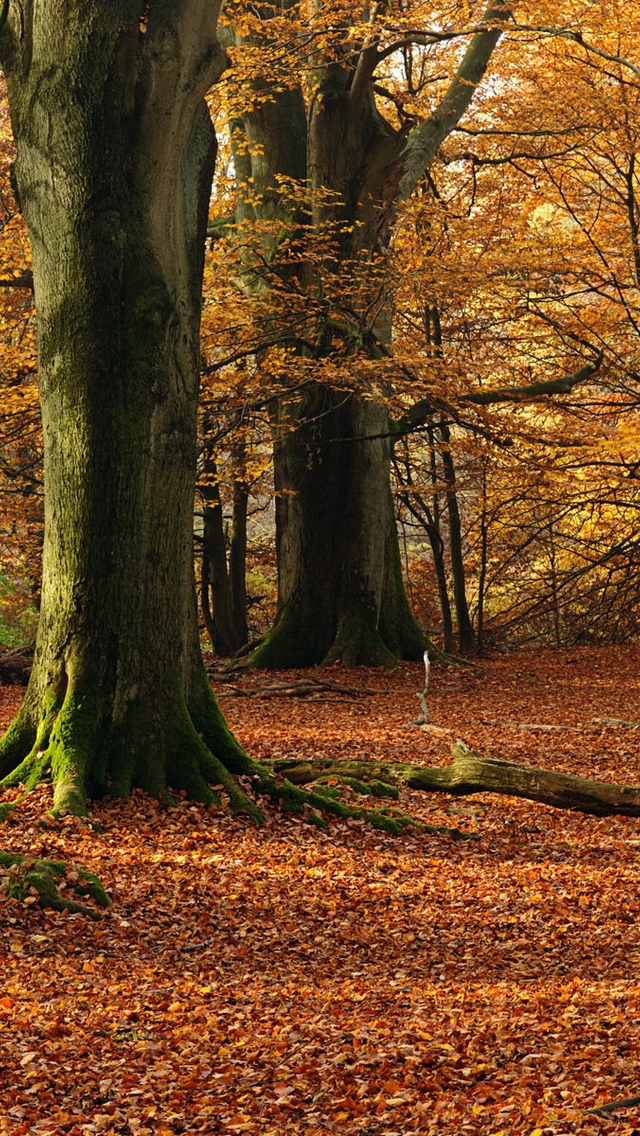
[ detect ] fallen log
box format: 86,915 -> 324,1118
219,677 -> 375,700
271,740 -> 640,819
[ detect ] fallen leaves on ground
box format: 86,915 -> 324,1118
2,644 -> 640,1135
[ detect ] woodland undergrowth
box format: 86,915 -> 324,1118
2,645 -> 640,1134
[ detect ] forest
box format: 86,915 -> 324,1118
1,0 -> 640,1132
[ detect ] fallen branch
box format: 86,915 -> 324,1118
585,1095 -> 640,1115
480,719 -> 583,733
179,935 -> 218,953
271,740 -> 640,818
592,716 -> 640,730
479,717 -> 640,733
220,677 -> 375,700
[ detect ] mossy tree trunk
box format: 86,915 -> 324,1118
0,0 -> 259,816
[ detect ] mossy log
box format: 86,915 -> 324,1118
271,740 -> 640,819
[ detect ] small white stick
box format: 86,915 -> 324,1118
415,650 -> 430,723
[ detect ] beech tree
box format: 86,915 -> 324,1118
0,0 -> 266,816
210,1 -> 511,667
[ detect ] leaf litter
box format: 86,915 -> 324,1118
1,644 -> 640,1135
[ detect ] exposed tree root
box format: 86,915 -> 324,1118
269,740 -> 640,818
252,771 -> 471,837
0,671 -> 263,823
0,850 -> 110,919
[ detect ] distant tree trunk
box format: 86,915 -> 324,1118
228,4 -> 508,667
394,435 -> 456,655
426,428 -> 456,653
201,483 -> 246,657
230,475 -> 249,646
200,439 -> 249,658
476,461 -> 489,652
546,520 -> 563,646
439,422 -> 476,653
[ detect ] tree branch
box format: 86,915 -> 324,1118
394,351 -> 604,436
460,350 -> 604,406
511,23 -> 640,83
399,1 -> 511,200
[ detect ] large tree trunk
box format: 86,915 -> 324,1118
0,2 -> 258,816
251,385 -> 425,667
242,37 -> 426,667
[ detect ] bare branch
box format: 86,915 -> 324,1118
511,22 -> 640,82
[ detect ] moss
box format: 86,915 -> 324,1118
188,666 -> 253,775
261,776 -> 420,835
248,605 -> 328,670
48,678 -> 101,816
0,686 -> 59,786
306,809 -> 329,830
311,784 -> 343,801
323,602 -> 399,669
0,687 -> 60,791
359,809 -> 403,834
166,691 -> 263,824
0,712 -> 36,779
334,775 -> 399,800
0,851 -> 109,919
74,866 -> 111,908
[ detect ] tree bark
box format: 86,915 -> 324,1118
0,1 -> 258,816
272,739 -> 640,818
251,386 -> 425,667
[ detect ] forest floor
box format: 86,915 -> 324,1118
2,645 -> 640,1136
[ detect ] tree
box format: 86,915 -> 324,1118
0,0 -> 263,816
209,0 -> 511,667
